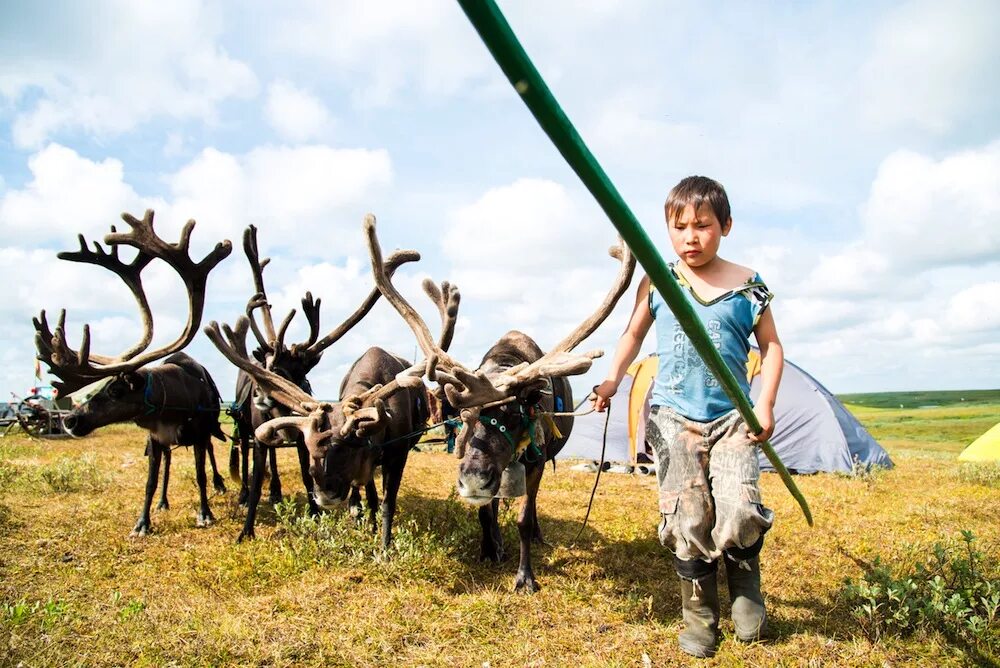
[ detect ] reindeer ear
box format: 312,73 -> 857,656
124,371 -> 145,392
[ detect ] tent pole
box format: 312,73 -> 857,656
456,0 -> 812,526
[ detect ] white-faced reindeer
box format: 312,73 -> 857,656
33,210 -> 232,536
227,224 -> 421,539
366,215 -> 634,592
205,229 -> 459,547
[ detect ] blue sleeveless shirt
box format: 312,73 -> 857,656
649,265 -> 772,422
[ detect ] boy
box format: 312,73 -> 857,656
591,175 -> 783,658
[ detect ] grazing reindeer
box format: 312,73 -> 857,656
367,215 -> 634,591
226,224 -> 420,539
33,210 -> 232,535
206,271 -> 456,547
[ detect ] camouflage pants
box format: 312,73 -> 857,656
648,405 -> 774,563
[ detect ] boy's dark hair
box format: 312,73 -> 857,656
664,176 -> 731,226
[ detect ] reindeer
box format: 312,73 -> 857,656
226,224 -> 420,538
365,215 -> 635,592
33,210 -> 232,536
205,224 -> 458,547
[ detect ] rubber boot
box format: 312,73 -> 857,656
725,554 -> 767,641
678,572 -> 720,658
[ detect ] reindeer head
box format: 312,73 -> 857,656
33,210 -> 232,436
365,215 -> 635,505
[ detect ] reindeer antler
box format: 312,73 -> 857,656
478,238 -> 636,395
240,224 -> 419,374
422,279 -> 461,352
367,214 -> 635,408
301,248 -> 420,359
34,210 -> 232,394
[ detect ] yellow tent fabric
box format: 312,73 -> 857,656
958,422 -> 1000,462
625,356 -> 657,463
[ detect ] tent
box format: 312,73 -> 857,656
561,350 -> 893,474
958,423 -> 1000,462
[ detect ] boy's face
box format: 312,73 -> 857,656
666,202 -> 731,269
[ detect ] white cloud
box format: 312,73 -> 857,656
164,144 -> 393,249
1,1 -> 258,148
0,144 -> 149,245
445,178 -> 605,283
859,0 -> 1000,133
271,0 -> 492,108
265,80 -> 335,143
860,142 -> 1000,269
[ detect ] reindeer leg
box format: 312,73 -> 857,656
238,434 -> 251,506
348,486 -> 363,524
365,479 -> 379,532
479,498 -> 505,563
379,449 -> 409,550
157,445 -> 171,511
296,442 -> 320,517
529,484 -> 546,546
238,443 -> 267,542
267,446 -> 283,505
193,441 -> 215,528
132,435 -> 162,537
514,462 -> 545,593
207,441 -> 227,494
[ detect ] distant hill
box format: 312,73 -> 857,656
837,389 -> 1000,409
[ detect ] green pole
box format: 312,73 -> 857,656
457,0 -> 812,526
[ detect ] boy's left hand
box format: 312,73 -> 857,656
746,405 -> 775,443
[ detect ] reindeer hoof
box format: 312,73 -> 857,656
237,529 -> 255,543
268,493 -> 283,505
156,500 -> 169,511
514,573 -> 540,593
196,511 -> 215,528
480,547 -> 504,563
130,522 -> 151,537
213,477 -> 227,494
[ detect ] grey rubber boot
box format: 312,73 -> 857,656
725,554 -> 767,641
678,572 -> 720,658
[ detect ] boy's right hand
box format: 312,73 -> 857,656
590,380 -> 618,413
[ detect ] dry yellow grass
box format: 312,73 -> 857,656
1,408 -> 997,667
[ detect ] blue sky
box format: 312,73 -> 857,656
1,0 -> 998,402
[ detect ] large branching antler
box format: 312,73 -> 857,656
209,218 -> 429,444
468,238 -> 636,396
34,210 -> 232,394
241,224 -> 419,372
366,214 -> 635,408
205,316 -> 427,444
300,249 -> 420,359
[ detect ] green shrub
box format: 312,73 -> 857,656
956,463 -> 1000,488
0,460 -> 19,489
835,455 -> 887,486
39,452 -> 109,493
1,596 -> 71,629
842,531 -> 1000,654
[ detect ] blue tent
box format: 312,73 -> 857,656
562,351 -> 893,475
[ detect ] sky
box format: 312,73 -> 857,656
0,0 -> 998,404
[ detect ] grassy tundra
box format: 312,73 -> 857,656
1,392 -> 998,667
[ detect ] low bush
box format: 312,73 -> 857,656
956,463 -> 1000,488
38,452 -> 109,493
842,530 -> 999,656
1,596 -> 72,630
